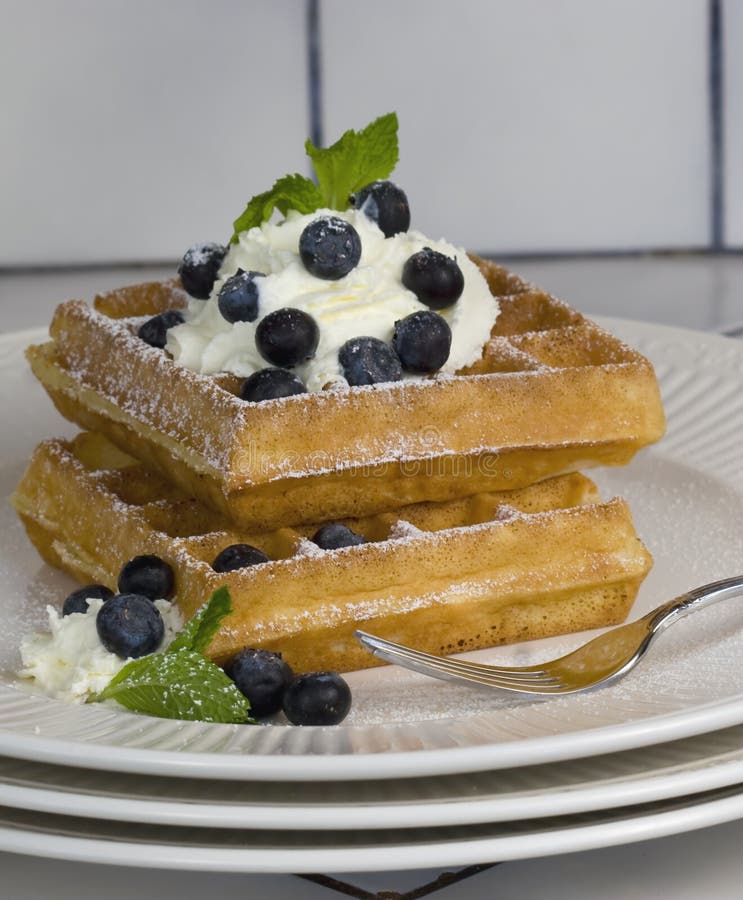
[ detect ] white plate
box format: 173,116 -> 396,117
1,322 -> 743,780
4,722 -> 743,830
4,780 -> 743,872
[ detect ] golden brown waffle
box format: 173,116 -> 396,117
12,433 -> 653,673
25,259 -> 665,530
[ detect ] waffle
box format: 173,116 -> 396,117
12,432 -> 653,673
25,258 -> 665,531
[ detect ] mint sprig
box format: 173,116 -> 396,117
231,174 -> 324,240
166,584 -> 231,655
230,112 -> 399,241
93,587 -> 252,725
306,112 -> 399,209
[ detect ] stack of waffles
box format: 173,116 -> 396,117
12,258 -> 665,672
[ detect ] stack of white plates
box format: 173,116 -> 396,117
1,320 -> 743,874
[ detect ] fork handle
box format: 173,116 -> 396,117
645,575 -> 743,634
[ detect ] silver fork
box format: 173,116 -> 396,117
355,576 -> 743,695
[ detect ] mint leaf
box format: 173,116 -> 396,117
230,113 -> 400,240
305,112 -> 399,209
167,585 -> 231,655
97,649 -> 252,724
231,173 -> 324,242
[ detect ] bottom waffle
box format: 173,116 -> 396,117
12,433 -> 653,673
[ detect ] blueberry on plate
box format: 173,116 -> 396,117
212,544 -> 269,572
338,336 -> 402,386
392,310 -> 452,374
299,216 -> 362,280
240,367 -> 307,402
402,247 -> 464,310
178,242 -> 227,299
217,269 -> 263,323
230,648 -> 294,718
255,308 -> 320,368
96,593 -> 165,659
118,555 -> 175,600
352,180 -> 410,237
312,523 -> 366,550
282,671 -> 352,726
62,584 -> 114,616
137,310 -> 185,349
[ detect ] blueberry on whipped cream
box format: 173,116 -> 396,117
402,247 -> 464,311
166,208 -> 498,393
239,367 -> 307,402
138,310 -> 185,350
255,307 -> 320,368
299,215 -> 362,280
96,593 -> 165,659
217,269 -> 263,323
393,310 -> 453,374
338,336 -> 402,386
178,242 -> 227,299
351,180 -> 410,238
62,584 -> 114,616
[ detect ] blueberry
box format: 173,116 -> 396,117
137,310 -> 185,349
217,268 -> 262,323
178,242 -> 227,299
312,523 -> 366,550
392,310 -> 452,374
402,247 -> 464,310
255,308 -> 320,368
118,555 -> 175,600
240,367 -> 307,402
212,544 -> 269,572
229,648 -> 294,718
338,336 -> 402,386
282,672 -> 352,726
96,593 -> 164,659
352,181 -> 410,238
299,216 -> 362,280
62,584 -> 114,616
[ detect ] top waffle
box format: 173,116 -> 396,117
27,258 -> 665,530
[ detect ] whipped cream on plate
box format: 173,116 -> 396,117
19,599 -> 183,702
167,208 -> 499,392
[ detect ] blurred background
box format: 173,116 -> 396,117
1,0 -> 741,330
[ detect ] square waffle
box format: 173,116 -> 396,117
25,258 -> 665,531
12,433 -> 653,673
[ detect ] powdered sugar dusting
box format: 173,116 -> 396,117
294,538 -> 324,558
387,519 -> 425,540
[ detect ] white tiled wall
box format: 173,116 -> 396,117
724,0 -> 743,247
0,0 -> 734,264
323,0 -> 710,254
0,0 -> 309,266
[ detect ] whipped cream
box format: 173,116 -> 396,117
167,208 -> 499,392
19,599 -> 183,702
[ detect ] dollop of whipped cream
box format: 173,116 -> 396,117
167,208 -> 499,392
19,599 -> 183,702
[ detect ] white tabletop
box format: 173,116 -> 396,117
2,255 -> 742,899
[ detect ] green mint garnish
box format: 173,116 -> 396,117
231,174 -> 324,241
166,584 -> 231,655
93,587 -> 252,725
305,111 -> 399,209
230,112 -> 399,241
96,650 -> 250,723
